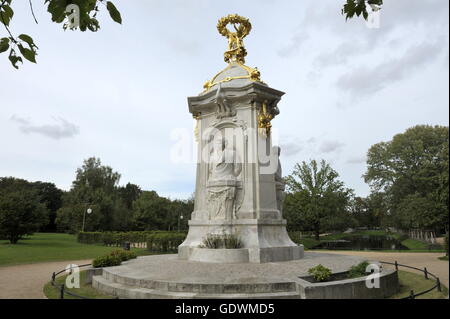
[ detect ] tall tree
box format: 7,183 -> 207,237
56,157 -> 123,232
285,160 -> 354,240
32,181 -> 64,232
0,178 -> 48,243
364,125 -> 449,233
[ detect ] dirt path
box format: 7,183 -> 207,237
310,251 -> 449,288
0,259 -> 92,299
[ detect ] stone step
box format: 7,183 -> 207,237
92,275 -> 301,299
102,268 -> 297,294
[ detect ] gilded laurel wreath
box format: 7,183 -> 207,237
217,14 -> 252,64
217,14 -> 252,39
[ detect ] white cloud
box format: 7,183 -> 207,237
11,115 -> 80,140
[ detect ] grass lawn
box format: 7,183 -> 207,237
390,270 -> 449,299
0,233 -> 151,267
43,270 -> 114,299
438,255 -> 449,261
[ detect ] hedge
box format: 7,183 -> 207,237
77,231 -> 187,253
146,232 -> 186,252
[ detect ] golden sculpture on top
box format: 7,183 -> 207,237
202,14 -> 263,93
217,14 -> 252,64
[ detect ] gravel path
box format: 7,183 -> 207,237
0,259 -> 92,299
310,251 -> 449,288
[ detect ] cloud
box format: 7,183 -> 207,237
336,41 -> 444,98
278,31 -> 309,58
319,140 -> 345,153
280,141 -> 303,157
11,115 -> 80,140
346,155 -> 367,164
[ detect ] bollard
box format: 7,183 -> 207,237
60,284 -> 65,299
424,267 -> 428,280
437,278 -> 442,292
409,290 -> 415,299
52,272 -> 56,282
394,261 -> 398,271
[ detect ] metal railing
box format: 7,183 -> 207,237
379,260 -> 443,299
50,263 -> 93,299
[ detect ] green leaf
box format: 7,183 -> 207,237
8,50 -> 23,69
0,4 -> 14,26
18,44 -> 37,63
106,2 -> 122,24
0,37 -> 9,53
18,34 -> 34,46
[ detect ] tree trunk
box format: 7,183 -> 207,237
314,224 -> 320,241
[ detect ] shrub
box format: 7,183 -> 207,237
308,264 -> 332,282
109,249 -> 137,261
347,261 -> 370,278
92,254 -> 122,268
201,233 -> 243,249
146,232 -> 186,252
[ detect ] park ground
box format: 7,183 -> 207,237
0,233 -> 448,299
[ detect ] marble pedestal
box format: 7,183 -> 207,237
178,68 -> 304,263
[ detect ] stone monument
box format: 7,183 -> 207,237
178,14 -> 303,263
91,15 -> 399,299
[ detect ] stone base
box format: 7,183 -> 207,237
90,253 -> 398,299
178,218 -> 303,263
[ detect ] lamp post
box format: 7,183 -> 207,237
82,207 -> 92,232
178,213 -> 184,232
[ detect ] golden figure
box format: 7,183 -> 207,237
202,14 -> 263,93
258,101 -> 274,137
217,14 -> 251,64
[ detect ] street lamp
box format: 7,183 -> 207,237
82,207 -> 92,232
178,213 -> 184,232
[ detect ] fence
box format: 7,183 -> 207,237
379,260 -> 443,299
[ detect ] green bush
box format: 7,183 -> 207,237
201,233 -> 243,249
92,254 -> 122,268
347,261 -> 370,278
308,264 -> 332,282
109,249 -> 137,261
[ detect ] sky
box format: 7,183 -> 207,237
0,0 -> 448,199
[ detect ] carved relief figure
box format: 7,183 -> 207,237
207,135 -> 242,220
215,85 -> 235,119
274,146 -> 285,216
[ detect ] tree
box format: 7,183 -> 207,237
31,181 -> 64,232
0,177 -> 63,233
56,157 -> 125,233
341,0 -> 383,21
132,191 -> 172,231
118,183 -> 142,210
285,159 -> 354,240
0,0 -> 122,69
364,125 -> 449,233
0,182 -> 48,243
